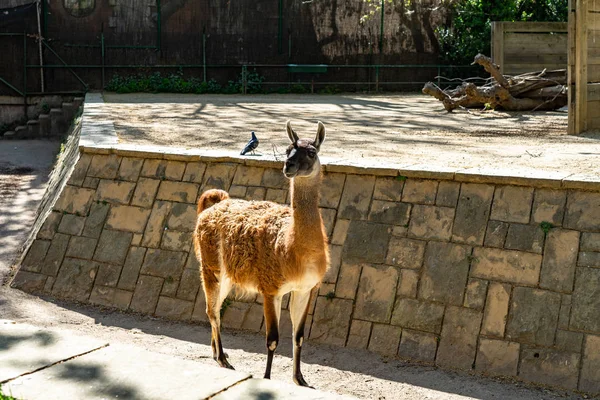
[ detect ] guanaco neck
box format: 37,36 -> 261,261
289,169 -> 324,243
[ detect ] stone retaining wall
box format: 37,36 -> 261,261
11,145 -> 600,395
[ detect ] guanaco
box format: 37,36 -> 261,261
193,120 -> 329,387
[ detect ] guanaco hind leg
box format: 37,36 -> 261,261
202,267 -> 234,370
262,294 -> 283,379
289,290 -> 313,387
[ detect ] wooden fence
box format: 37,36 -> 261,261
491,22 -> 568,75
568,0 -> 600,133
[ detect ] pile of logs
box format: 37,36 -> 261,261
423,54 -> 567,112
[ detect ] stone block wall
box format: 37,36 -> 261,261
12,147 -> 600,395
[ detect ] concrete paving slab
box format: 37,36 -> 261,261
0,320 -> 107,384
211,378 -> 358,400
4,341 -> 251,400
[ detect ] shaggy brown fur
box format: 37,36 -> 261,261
193,120 -> 329,388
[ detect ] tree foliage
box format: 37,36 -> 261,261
438,0 -> 568,64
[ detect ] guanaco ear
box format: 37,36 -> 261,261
286,120 -> 299,144
314,121 -> 325,151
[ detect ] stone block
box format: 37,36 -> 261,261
261,168 -> 288,189
391,298 -> 444,334
82,177 -> 100,189
397,269 -> 419,298
11,271 -> 47,293
532,189 -> 566,225
347,320 -> 372,349
484,220 -> 509,248
142,201 -> 172,247
558,294 -> 572,329
310,297 -> 353,346
106,205 -> 151,233
323,245 -> 342,284
578,252 -> 600,267
82,202 -> 110,239
471,248 -> 542,285
57,215 -> 86,236
161,277 -> 180,298
555,330 -> 583,352
233,165 -> 264,186
398,329 -> 438,363
37,212 -> 62,240
369,200 -> 410,225
21,240 -> 51,272
222,301 -> 251,329
156,181 -> 198,203
65,236 -> 97,259
202,163 -> 237,191
539,229 -> 579,292
451,183 -> 495,245
40,233 -> 70,276
490,186 -> 534,223
335,262 -> 361,299
338,175 -> 376,220
402,179 -> 438,205
161,230 -> 192,252
519,349 -> 580,389
96,263 -> 122,287
570,267 -> 600,332
373,176 -> 404,202
481,282 -> 511,337
228,185 -> 247,198
167,203 -> 197,231
564,191 -> 600,231
581,232 -> 600,252
141,159 -> 185,180
330,219 -> 350,245
155,296 -> 194,320
504,224 -> 545,254
118,157 -> 144,182
181,162 -> 206,183
319,208 -> 336,238
368,324 -> 401,356
506,287 -> 561,346
87,154 -> 121,179
130,275 -> 164,314
419,242 -> 471,305
241,303 -> 264,332
436,306 -> 482,370
140,248 -> 187,279
43,276 -> 55,293
93,230 -> 132,265
52,257 -> 98,301
580,334 -> 600,393
354,265 -> 398,323
343,221 -> 391,264
95,180 -> 136,205
408,205 -> 454,241
89,286 -> 132,310
177,267 -> 201,301
117,247 -> 146,291
463,278 -> 488,310
476,338 -> 519,377
131,178 -> 160,208
436,181 -> 460,207
53,186 -> 95,215
67,153 -> 92,186
265,188 -> 287,204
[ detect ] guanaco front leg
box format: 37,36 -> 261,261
262,294 -> 282,379
289,289 -> 313,388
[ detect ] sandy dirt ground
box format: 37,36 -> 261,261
103,93 -> 600,177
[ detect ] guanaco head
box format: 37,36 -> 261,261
283,120 -> 326,179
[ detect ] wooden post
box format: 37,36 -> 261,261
568,0 -> 577,133
575,0 -> 589,133
491,21 -> 505,74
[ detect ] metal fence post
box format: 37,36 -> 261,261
101,32 -> 105,89
243,65 -> 247,94
23,32 -> 27,117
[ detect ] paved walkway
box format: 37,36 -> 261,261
0,320 -> 352,400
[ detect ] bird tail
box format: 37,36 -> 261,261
197,189 -> 230,214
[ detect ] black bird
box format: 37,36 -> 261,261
240,131 -> 259,155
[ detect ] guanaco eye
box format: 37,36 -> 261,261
307,152 -> 316,158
